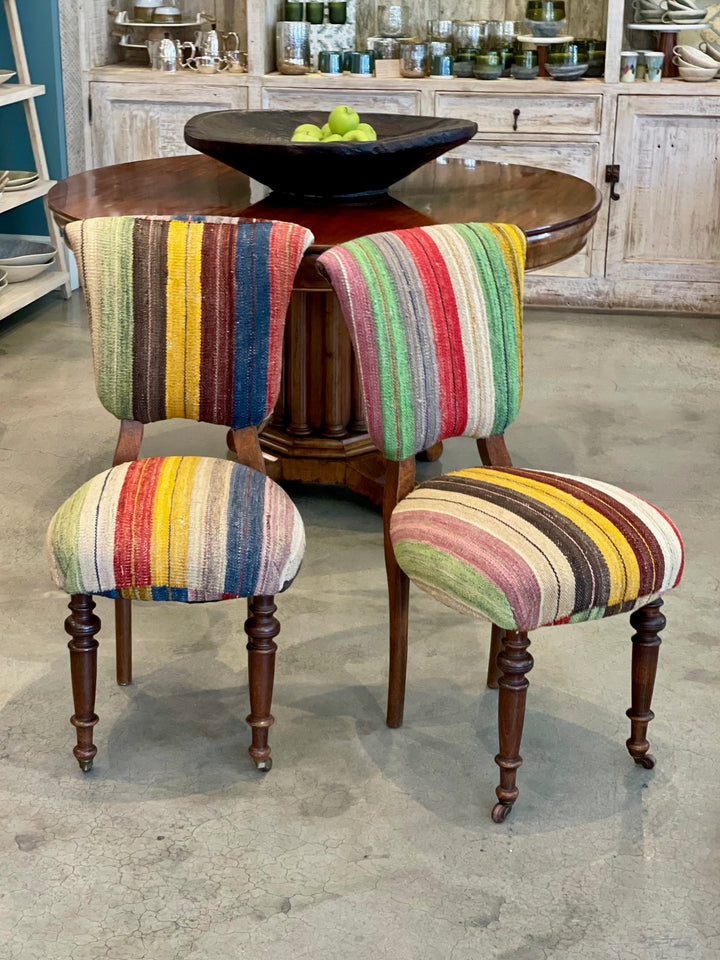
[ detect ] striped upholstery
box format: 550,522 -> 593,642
65,216 -> 314,430
390,467 -> 684,632
47,456 -> 305,601
316,223 -> 526,461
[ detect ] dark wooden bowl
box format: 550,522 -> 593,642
183,110 -> 478,201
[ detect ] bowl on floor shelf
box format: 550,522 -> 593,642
183,110 -> 479,201
0,238 -> 56,266
3,258 -> 56,283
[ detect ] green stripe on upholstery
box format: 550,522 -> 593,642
97,217 -> 135,418
393,540 -> 518,630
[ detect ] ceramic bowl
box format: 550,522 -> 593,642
0,69 -> 16,84
673,45 -> 718,68
524,17 -> 567,36
0,238 -> 56,265
545,62 -> 589,80
3,258 -> 56,283
184,110 -> 479,201
677,63 -> 718,81
700,40 -> 720,62
152,5 -> 182,21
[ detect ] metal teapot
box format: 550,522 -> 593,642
195,22 -> 220,57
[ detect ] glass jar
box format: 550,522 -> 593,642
276,20 -> 311,74
400,40 -> 427,77
378,5 -> 410,38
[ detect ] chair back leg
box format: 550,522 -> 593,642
626,598 -> 665,769
65,594 -> 100,771
114,597 -> 132,685
493,631 -> 534,823
486,625 -> 506,689
245,594 -> 279,771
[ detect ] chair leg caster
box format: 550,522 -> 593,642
78,758 -> 94,772
633,753 -> 656,770
491,801 -> 513,823
253,756 -> 273,772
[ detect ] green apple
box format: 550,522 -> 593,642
291,132 -> 323,142
292,123 -> 322,140
320,122 -> 332,139
322,134 -> 344,142
342,129 -> 371,141
356,122 -> 377,141
327,105 -> 360,137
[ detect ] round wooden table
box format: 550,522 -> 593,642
49,154 -> 601,503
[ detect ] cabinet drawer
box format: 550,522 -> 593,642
262,86 -> 420,115
435,92 -> 602,135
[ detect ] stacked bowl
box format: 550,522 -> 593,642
0,239 -> 57,283
673,43 -> 720,81
662,0 -> 707,24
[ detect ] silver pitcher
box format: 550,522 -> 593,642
147,32 -> 178,72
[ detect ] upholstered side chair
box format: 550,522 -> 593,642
317,223 -> 684,821
47,215 -> 314,773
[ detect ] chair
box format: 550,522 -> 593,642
317,222 -> 684,821
47,214 -> 314,772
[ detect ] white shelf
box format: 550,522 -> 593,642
0,82 -> 44,106
0,269 -> 69,321
0,178 -> 55,214
627,21 -> 708,32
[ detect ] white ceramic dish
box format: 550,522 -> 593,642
0,69 -> 16,83
0,238 -> 56,265
3,258 -> 56,283
674,45 -> 719,68
677,64 -> 719,81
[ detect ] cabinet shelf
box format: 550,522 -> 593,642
0,82 -> 44,106
0,178 -> 56,214
0,269 -> 70,321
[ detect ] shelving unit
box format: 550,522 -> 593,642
0,0 -> 70,322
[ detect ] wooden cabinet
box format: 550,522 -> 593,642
607,95 -> 720,285
89,76 -> 249,166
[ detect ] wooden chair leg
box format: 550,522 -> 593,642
626,598 -> 665,769
64,594 -> 100,772
245,594 -> 279,771
492,631 -> 533,823
385,546 -> 410,729
114,598 -> 132,686
486,625 -> 506,689
383,458 -> 416,729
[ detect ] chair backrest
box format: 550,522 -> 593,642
317,222 -> 526,462
65,215 -> 314,431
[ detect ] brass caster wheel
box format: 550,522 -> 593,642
78,759 -> 93,772
634,753 -> 655,770
491,802 -> 513,823
254,757 -> 273,772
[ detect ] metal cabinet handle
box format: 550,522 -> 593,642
512,108 -> 520,131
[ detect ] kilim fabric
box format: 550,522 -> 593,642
390,467 -> 684,632
65,216 -> 314,430
316,223 -> 526,461
47,456 -> 305,602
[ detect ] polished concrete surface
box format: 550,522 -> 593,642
0,293 -> 718,960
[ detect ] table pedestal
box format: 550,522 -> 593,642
259,289 -> 388,503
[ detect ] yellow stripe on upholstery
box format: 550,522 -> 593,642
184,222 -> 204,420
150,457 -> 183,591
454,468 -> 641,605
165,221 -> 190,420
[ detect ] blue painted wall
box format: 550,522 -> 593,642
0,0 -> 66,235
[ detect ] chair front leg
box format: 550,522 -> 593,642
245,594 -> 279,771
383,457 -> 416,729
65,594 -> 100,771
493,631 -> 533,823
626,598 -> 665,769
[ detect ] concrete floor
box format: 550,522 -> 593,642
0,292 -> 718,960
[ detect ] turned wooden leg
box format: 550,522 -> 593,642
492,631 -> 533,823
626,598 -> 665,770
114,598 -> 132,686
65,594 -> 100,772
486,625 -> 505,689
245,594 -> 279,771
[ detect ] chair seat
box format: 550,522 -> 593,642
390,467 -> 684,633
47,456 -> 305,602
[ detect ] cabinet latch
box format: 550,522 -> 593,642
605,164 -> 620,201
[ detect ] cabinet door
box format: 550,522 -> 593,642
90,81 -> 249,167
607,95 -> 720,282
449,140 -> 600,278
